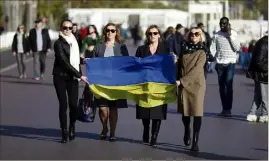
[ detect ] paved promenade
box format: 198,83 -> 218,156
0,42 -> 267,160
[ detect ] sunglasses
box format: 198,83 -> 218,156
148,32 -> 158,36
189,32 -> 200,37
62,26 -> 73,30
106,29 -> 116,33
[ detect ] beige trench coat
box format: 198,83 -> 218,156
177,50 -> 206,116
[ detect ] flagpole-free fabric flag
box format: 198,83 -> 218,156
85,54 -> 177,108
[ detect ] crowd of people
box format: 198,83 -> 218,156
11,16 -> 268,152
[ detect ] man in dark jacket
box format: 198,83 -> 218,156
167,24 -> 185,56
197,22 -> 214,76
29,19 -> 51,80
246,34 -> 268,123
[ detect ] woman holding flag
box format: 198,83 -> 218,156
135,25 -> 170,147
53,19 -> 88,143
94,23 -> 129,141
176,27 -> 206,151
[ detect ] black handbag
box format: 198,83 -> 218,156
77,86 -> 96,123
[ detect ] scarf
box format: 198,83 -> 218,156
59,31 -> 80,72
181,42 -> 205,54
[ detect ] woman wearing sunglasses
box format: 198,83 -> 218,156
176,27 -> 206,151
135,25 -> 170,147
53,19 -> 89,143
94,23 -> 129,141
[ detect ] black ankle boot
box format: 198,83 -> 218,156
184,127 -> 191,146
61,129 -> 68,143
150,120 -> 161,147
69,124 -> 75,141
191,131 -> 199,151
142,119 -> 150,144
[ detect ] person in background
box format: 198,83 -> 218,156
79,23 -> 88,41
72,23 -> 82,52
81,25 -> 100,58
168,24 -> 185,56
53,19 -> 88,143
11,24 -> 29,79
210,17 -> 240,116
246,39 -> 256,68
0,25 -> 5,35
241,44 -> 249,70
118,24 -> 128,42
197,22 -> 214,76
135,25 -> 170,147
163,26 -> 175,41
94,23 -> 129,142
246,34 -> 268,123
29,19 -> 51,80
131,24 -> 143,46
176,27 -> 206,151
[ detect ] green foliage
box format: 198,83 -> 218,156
35,0 -> 267,29
229,0 -> 267,20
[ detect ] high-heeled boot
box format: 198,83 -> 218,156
61,129 -> 68,143
191,131 -> 199,151
182,116 -> 191,146
142,119 -> 150,144
69,124 -> 75,141
184,127 -> 191,146
150,119 -> 161,147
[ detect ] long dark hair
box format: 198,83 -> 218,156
87,24 -> 99,38
101,23 -> 122,43
145,24 -> 163,44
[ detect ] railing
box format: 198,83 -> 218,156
0,30 -> 59,50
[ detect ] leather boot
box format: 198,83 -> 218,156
61,129 -> 68,143
184,127 -> 191,146
191,131 -> 199,151
69,124 -> 75,141
150,119 -> 161,147
142,119 -> 150,144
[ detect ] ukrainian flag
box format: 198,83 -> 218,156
85,54 -> 177,108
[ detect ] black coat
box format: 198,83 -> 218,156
11,33 -> 30,53
167,32 -> 185,56
247,35 -> 268,83
29,28 -> 51,52
135,42 -> 169,120
53,35 -> 83,79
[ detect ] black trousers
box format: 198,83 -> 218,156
53,75 -> 78,129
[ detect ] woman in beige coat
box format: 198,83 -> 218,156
176,27 -> 206,151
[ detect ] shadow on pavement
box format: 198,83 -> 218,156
155,145 -> 253,160
0,124 -> 253,160
0,124 -> 142,144
128,104 -> 247,122
252,148 -> 268,152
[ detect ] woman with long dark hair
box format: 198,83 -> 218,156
53,19 -> 88,143
81,25 -> 101,58
94,23 -> 129,141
